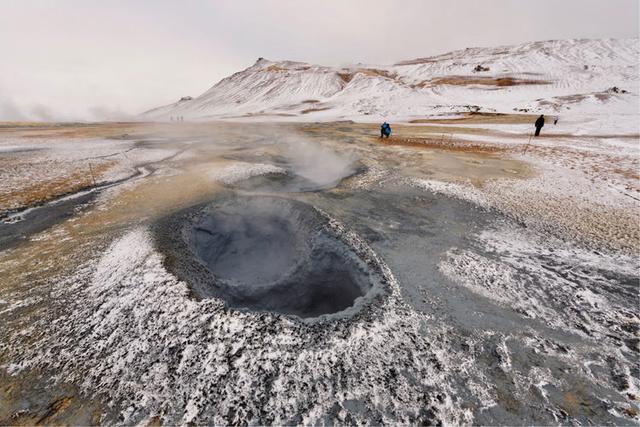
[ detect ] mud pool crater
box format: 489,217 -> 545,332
155,195 -> 381,319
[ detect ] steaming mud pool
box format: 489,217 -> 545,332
156,195 -> 382,318
0,122 -> 638,425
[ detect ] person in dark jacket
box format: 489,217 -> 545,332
380,122 -> 391,138
534,114 -> 545,136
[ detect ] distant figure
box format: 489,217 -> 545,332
554,117 -> 558,125
380,122 -> 391,138
534,114 -> 545,136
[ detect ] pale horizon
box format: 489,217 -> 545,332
1,0 -> 638,121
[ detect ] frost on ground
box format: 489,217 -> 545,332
0,126 -> 638,424
0,136 -> 178,212
437,221 -> 639,422
440,224 -> 638,340
408,154 -> 640,253
207,162 -> 286,184
0,227 -> 488,425
399,141 -> 639,424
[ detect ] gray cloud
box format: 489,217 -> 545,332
0,0 -> 638,121
0,96 -> 26,122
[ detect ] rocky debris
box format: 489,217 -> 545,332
608,87 -> 628,94
473,64 -> 490,72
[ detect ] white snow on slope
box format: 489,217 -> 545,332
143,38 -> 639,124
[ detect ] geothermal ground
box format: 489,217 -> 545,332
0,118 -> 638,425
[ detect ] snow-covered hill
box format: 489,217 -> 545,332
143,39 -> 639,122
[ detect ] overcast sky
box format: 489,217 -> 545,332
1,0 -> 638,121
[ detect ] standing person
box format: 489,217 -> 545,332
554,117 -> 558,125
534,114 -> 545,137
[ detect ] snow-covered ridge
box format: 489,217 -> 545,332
142,38 -> 639,122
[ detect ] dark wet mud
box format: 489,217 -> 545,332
154,195 -> 379,319
0,191 -> 98,249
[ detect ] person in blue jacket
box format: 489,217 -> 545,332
380,122 -> 391,138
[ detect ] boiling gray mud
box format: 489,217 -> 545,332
154,195 -> 382,319
229,166 -> 364,193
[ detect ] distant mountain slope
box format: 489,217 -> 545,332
142,38 -> 639,122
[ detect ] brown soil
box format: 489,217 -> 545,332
37,396 -> 74,425
394,57 -> 438,66
410,112 -> 540,125
1,396 -> 75,426
240,112 -> 297,118
146,416 -> 163,426
415,75 -> 549,88
356,68 -> 396,79
301,107 -> 332,114
377,135 -> 506,154
594,93 -> 612,102
0,161 -> 114,212
337,72 -> 353,83
337,68 -> 396,84
2,122 -> 147,139
266,65 -> 288,72
531,133 -> 640,140
611,167 -> 640,182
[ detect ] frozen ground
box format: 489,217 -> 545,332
0,133 -> 177,213
0,117 -> 638,425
